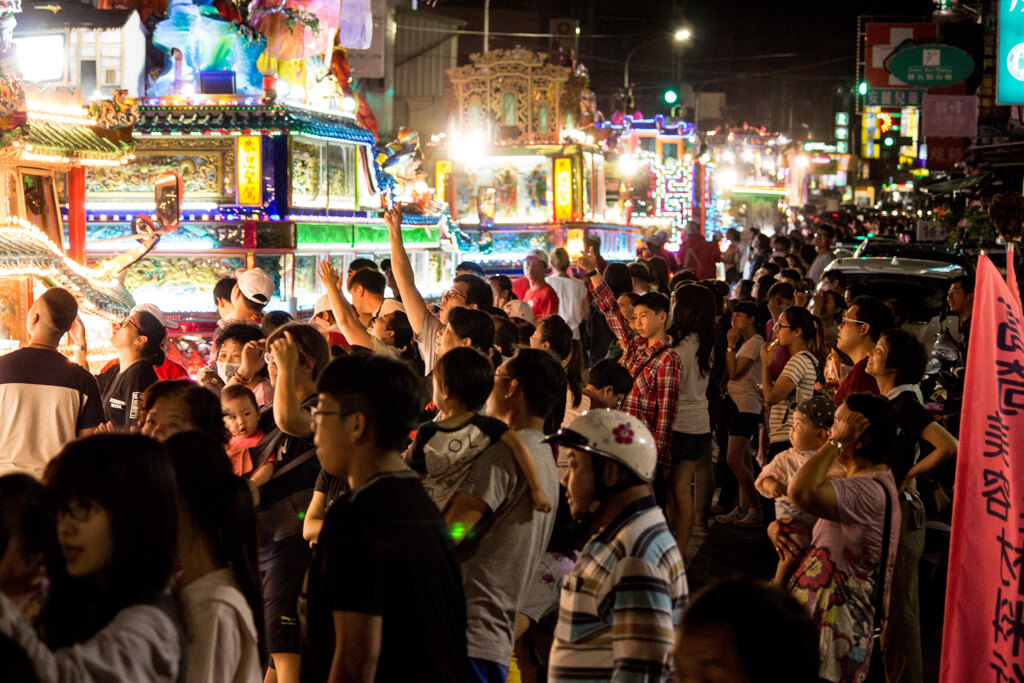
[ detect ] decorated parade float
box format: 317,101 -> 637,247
427,49 -> 641,268
0,0 -> 181,358
71,0 -> 456,337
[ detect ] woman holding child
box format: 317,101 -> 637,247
769,393 -> 902,683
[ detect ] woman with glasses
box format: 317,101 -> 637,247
95,311 -> 167,429
759,306 -> 826,465
0,434 -> 183,681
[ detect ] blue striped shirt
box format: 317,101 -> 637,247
549,496 -> 688,682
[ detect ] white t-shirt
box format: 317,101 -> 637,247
768,350 -> 819,443
727,334 -> 764,414
546,274 -> 589,336
180,568 -> 262,683
671,333 -> 711,434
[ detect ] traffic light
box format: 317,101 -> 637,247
664,88 -> 679,105
882,136 -> 895,147
858,82 -> 868,96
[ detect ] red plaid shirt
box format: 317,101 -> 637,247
590,281 -> 680,466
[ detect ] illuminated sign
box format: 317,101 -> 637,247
553,157 -> 573,220
566,228 -> 585,258
835,112 -> 849,126
435,160 -> 451,204
237,136 -> 262,205
866,88 -> 924,107
888,44 -> 974,86
998,0 -> 1024,104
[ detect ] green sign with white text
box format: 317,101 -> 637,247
998,0 -> 1024,104
888,44 -> 974,86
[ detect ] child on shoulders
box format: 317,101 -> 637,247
407,347 -> 552,514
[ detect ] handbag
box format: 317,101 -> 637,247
864,477 -> 894,683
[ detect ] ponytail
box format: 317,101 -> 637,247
566,338 -> 585,409
225,475 -> 267,664
809,316 -> 825,364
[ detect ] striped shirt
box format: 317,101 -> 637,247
549,496 -> 688,682
768,351 -> 820,443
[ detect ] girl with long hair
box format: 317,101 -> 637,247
0,434 -> 182,681
760,305 -> 825,465
529,315 -> 588,433
167,431 -> 264,683
665,284 -> 718,550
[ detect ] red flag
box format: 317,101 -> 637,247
940,251 -> 1024,682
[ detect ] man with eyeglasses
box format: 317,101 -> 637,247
302,354 -> 469,682
385,207 -> 493,374
806,224 -> 836,282
829,295 -> 895,406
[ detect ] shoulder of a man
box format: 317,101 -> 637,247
459,440 -> 516,513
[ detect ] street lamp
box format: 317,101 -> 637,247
623,28 -> 692,90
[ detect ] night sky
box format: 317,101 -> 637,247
433,0 -> 939,137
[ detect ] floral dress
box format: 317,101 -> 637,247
789,471 -> 901,683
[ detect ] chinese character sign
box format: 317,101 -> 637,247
553,157 -> 573,221
923,95 -> 979,138
940,253 -> 1024,683
237,136 -> 262,206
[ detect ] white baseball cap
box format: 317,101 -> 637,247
130,302 -> 179,330
313,294 -> 332,317
375,298 -> 406,318
503,299 -> 534,322
234,268 -> 275,305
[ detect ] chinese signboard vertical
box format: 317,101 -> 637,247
237,136 -> 262,206
553,157 -> 573,220
998,0 -> 1024,104
940,254 -> 1024,682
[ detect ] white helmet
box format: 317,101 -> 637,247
544,409 -> 657,482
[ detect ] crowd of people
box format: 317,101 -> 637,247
0,211 -> 967,683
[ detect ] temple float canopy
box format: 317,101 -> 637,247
0,81 -> 171,351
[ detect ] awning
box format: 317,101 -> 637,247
922,172 -> 989,194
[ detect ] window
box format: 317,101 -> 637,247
503,93 -> 516,127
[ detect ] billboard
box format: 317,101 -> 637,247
998,0 -> 1024,104
864,23 -> 938,88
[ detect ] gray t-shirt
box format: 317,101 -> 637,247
417,312 -> 444,375
456,429 -> 559,664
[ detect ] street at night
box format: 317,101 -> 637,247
0,1 -> 1019,682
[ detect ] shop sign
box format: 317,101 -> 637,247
998,0 -> 1024,104
866,88 -> 925,107
864,23 -> 938,88
888,45 -> 974,86
553,157 -> 573,221
922,95 -> 979,138
237,136 -> 262,206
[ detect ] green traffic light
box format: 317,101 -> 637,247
664,90 -> 679,104
883,136 -> 895,147
858,82 -> 868,96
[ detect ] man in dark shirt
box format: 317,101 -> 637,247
947,275 -> 974,361
301,354 -> 467,683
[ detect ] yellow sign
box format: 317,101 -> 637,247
237,136 -> 262,205
435,160 -> 451,204
566,228 -> 584,258
553,157 -> 572,221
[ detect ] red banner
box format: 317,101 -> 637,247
940,252 -> 1024,682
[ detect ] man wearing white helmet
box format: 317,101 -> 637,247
546,409 -> 688,682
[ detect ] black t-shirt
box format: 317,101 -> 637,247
96,361 -> 160,428
301,470 -> 468,683
314,469 -> 348,510
890,390 -> 935,487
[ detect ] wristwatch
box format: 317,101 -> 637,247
726,346 -> 736,353
827,438 -> 845,454
585,268 -> 599,278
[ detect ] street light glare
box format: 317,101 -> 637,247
674,28 -> 691,41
